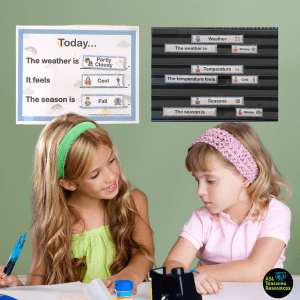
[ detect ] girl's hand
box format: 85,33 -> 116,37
103,269 -> 139,295
193,272 -> 223,295
0,265 -> 22,287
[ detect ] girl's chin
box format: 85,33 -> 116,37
102,190 -> 118,198
207,207 -> 221,214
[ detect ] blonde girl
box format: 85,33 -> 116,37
0,113 -> 154,294
164,123 -> 291,295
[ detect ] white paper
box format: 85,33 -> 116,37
0,282 -> 150,300
0,282 -> 88,300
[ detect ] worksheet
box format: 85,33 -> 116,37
0,282 -> 151,300
16,25 -> 139,124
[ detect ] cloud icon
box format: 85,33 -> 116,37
25,46 -> 37,55
73,80 -> 81,87
23,88 -> 35,95
117,41 -> 130,47
51,104 -> 62,111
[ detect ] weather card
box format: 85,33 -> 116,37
16,25 -> 139,124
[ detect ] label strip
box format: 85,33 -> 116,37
81,94 -> 124,108
82,74 -> 125,88
236,108 -> 263,117
232,75 -> 258,84
191,35 -> 244,44
191,65 -> 243,74
191,97 -> 244,105
82,55 -> 126,70
164,44 -> 217,53
165,74 -> 218,84
163,107 -> 217,116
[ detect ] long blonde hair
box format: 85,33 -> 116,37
32,113 -> 153,284
186,123 -> 291,221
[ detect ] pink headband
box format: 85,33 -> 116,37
192,128 -> 259,183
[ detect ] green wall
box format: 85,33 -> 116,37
1,0 -> 299,276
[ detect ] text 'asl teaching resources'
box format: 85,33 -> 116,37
17,25 -> 139,124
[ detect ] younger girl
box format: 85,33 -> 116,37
163,123 -> 291,295
0,113 -> 154,294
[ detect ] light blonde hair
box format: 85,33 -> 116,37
32,113 -> 154,284
186,123 -> 291,221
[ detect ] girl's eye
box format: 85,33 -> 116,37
109,158 -> 115,164
207,180 -> 215,184
91,171 -> 99,179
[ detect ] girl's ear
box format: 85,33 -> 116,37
243,179 -> 250,188
59,179 -> 77,191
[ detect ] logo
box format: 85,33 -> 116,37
263,268 -> 293,298
275,272 -> 286,281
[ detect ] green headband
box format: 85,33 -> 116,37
57,121 -> 97,179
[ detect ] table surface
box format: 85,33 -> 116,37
16,275 -> 300,285
8,275 -> 299,300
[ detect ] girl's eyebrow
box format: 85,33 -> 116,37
192,172 -> 218,178
89,151 -> 113,174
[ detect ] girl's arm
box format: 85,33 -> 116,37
103,190 -> 154,294
26,230 -> 46,285
163,237 -> 222,295
122,190 -> 154,280
163,237 -> 197,273
194,237 -> 285,282
0,230 -> 46,287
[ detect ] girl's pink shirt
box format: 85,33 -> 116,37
180,198 -> 291,268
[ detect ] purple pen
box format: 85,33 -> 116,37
4,234 -> 26,276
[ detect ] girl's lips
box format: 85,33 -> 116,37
103,181 -> 117,192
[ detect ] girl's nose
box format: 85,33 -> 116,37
104,167 -> 116,182
196,182 -> 206,196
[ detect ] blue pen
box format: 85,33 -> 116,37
4,234 -> 26,276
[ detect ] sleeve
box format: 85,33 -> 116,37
179,209 -> 207,251
258,201 -> 291,247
